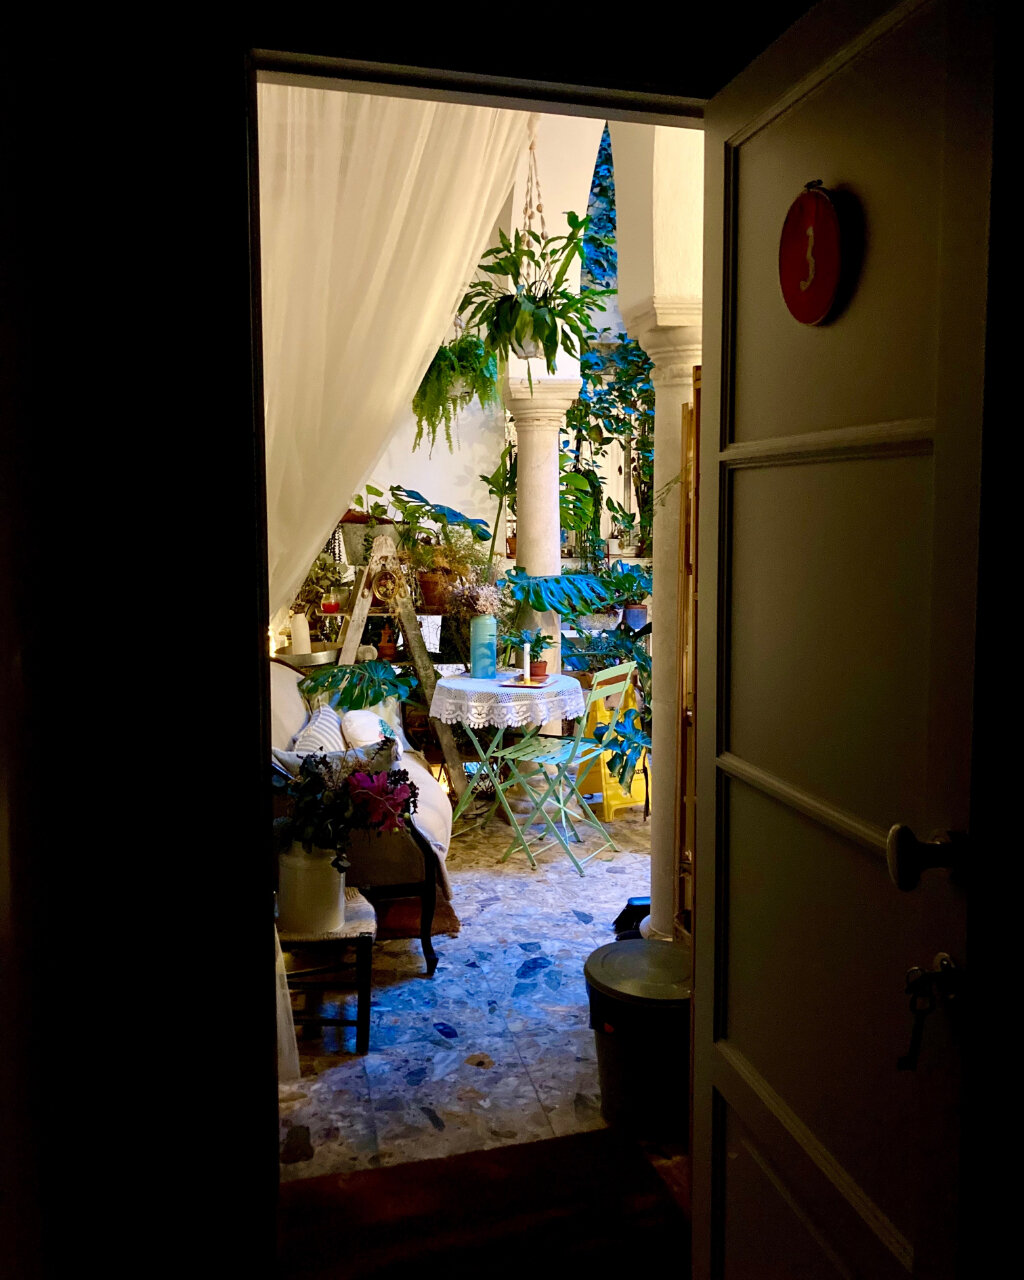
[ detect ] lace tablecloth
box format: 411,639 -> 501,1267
430,672 -> 585,730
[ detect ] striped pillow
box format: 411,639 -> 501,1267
290,705 -> 345,755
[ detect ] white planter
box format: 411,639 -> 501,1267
277,844 -> 346,934
340,521 -> 397,566
577,608 -> 622,634
606,537 -> 620,556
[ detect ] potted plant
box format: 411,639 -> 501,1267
340,485 -> 398,565
389,486 -> 491,608
290,552 -> 353,644
296,659 -> 418,713
603,559 -> 653,629
273,751 -> 418,934
500,625 -> 555,679
605,497 -> 638,558
412,330 -> 500,457
458,212 -> 613,391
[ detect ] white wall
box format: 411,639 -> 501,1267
364,396 -> 508,544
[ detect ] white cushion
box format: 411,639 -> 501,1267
369,696 -> 414,752
291,705 -> 345,754
339,708 -> 403,759
272,738 -> 398,778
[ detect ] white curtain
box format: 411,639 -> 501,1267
258,82 -> 532,618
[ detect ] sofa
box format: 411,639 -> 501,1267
269,658 -> 453,974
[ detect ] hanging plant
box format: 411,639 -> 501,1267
411,333 -> 500,456
458,210 -> 614,391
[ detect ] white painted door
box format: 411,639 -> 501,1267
692,2 -> 990,1276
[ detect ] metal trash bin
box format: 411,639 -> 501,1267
584,938 -> 692,1144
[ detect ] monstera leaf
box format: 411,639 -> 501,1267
298,661 -> 418,712
390,487 -> 491,542
594,707 -> 651,794
499,567 -> 615,619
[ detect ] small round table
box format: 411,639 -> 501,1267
429,672 -> 586,862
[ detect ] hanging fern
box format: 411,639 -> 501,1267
412,334 -> 500,456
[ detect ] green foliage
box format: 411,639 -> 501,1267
605,496 -> 636,539
389,486 -> 491,545
601,559 -> 653,604
292,552 -> 349,612
412,334 -> 500,457
562,621 -> 653,741
459,213 -> 614,387
500,625 -> 555,652
479,441 -> 517,569
558,457 -> 597,531
581,125 -> 616,294
499,566 -> 614,620
594,708 -> 651,796
570,334 -> 656,556
298,660 -> 418,713
352,483 -> 389,520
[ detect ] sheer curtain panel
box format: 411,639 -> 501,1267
258,83 -> 532,618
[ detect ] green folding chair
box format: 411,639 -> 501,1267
488,661 -> 637,875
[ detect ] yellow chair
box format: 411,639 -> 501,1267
574,677 -> 648,821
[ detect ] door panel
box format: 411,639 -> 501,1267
730,3 -> 944,443
724,781 -> 918,1231
728,456 -> 933,833
693,2 -> 990,1276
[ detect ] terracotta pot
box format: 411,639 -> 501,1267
506,534 -> 517,558
376,622 -> 398,660
530,660 -> 547,679
418,568 -> 451,609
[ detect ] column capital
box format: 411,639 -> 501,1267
624,295 -> 702,333
625,297 -> 702,392
503,375 -> 582,428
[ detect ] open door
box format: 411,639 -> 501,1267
692,1 -> 990,1276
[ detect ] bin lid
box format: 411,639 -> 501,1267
585,939 -> 692,1005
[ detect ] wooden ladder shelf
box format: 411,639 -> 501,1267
335,535 -> 466,800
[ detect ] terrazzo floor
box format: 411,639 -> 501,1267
278,802 -> 653,1181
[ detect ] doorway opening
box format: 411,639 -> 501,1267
255,64 -> 701,1203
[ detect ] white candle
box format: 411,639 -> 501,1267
522,642 -> 530,682
290,611 -> 311,654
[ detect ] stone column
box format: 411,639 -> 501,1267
626,305 -> 701,940
504,376 -> 580,716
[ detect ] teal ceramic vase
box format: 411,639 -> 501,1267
470,613 -> 497,679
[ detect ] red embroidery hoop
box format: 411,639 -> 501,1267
779,182 -> 842,326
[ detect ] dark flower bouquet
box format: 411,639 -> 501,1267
273,751 -> 419,872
